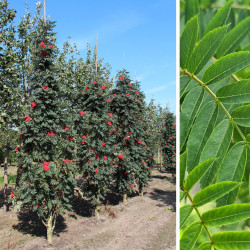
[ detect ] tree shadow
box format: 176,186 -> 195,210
152,174 -> 176,184
71,197 -> 93,217
152,175 -> 168,180
148,188 -> 176,210
103,184 -> 138,206
13,209 -> 67,238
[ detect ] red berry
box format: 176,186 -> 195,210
118,154 -> 123,160
31,102 -> 37,108
39,42 -> 45,47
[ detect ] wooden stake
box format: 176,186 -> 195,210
123,52 -> 124,74
96,32 -> 98,74
44,0 -> 46,24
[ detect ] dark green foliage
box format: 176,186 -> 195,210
111,71 -> 153,196
14,19 -> 77,239
162,112 -> 176,172
75,74 -> 116,208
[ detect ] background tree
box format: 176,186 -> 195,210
162,112 -> 176,174
111,70 -> 152,201
145,100 -> 170,169
74,46 -> 115,218
0,0 -> 20,212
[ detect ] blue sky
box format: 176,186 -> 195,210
8,0 -> 176,113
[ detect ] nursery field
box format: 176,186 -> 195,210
0,169 -> 176,250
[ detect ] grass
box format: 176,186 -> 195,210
0,175 -> 16,185
0,166 -> 17,176
154,157 -> 163,163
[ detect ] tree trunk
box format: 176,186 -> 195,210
160,149 -> 162,171
95,193 -> 101,220
123,193 -> 127,203
157,148 -> 160,170
139,184 -> 143,196
3,142 -> 10,212
95,189 -> 102,219
47,214 -> 55,244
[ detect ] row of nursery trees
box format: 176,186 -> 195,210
0,1 -> 175,243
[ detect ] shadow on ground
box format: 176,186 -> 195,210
148,188 -> 176,210
12,210 -> 67,238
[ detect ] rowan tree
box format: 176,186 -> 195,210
13,18 -> 77,243
75,69 -> 116,218
111,70 -> 153,201
162,112 -> 176,174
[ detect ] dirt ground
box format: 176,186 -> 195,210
0,170 -> 176,250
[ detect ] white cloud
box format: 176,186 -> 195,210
145,85 -> 167,94
136,70 -> 155,82
145,81 -> 175,94
70,10 -> 146,51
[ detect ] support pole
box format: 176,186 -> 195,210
44,0 -> 46,24
123,52 -> 125,75
96,32 -> 98,74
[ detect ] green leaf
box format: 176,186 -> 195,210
232,104 -> 250,127
216,16 -> 250,58
199,119 -> 233,188
197,242 -> 212,250
180,86 -> 204,150
180,152 -> 187,185
188,25 -> 229,74
216,79 -> 250,104
180,75 -> 191,97
180,204 -> 193,228
184,158 -> 216,191
249,173 -> 250,195
243,43 -> 250,51
180,15 -> 199,69
187,101 -> 218,172
202,203 -> 250,227
204,0 -> 233,35
202,51 -> 250,85
213,231 -> 250,249
180,221 -> 202,250
180,190 -> 186,201
216,142 -> 247,206
185,0 -> 199,24
193,181 -> 240,207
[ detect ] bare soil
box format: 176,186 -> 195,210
0,170 -> 176,250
